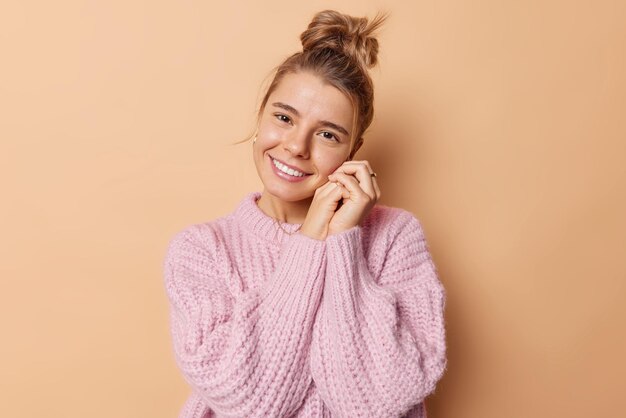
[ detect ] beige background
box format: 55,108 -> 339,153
1,1 -> 625,417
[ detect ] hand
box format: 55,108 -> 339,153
327,160 -> 381,236
299,180 -> 349,241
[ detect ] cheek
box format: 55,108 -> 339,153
314,154 -> 347,176
257,122 -> 282,147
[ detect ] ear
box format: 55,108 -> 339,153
347,136 -> 364,160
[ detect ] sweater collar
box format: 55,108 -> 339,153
233,191 -> 304,245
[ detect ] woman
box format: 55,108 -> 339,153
163,9 -> 447,418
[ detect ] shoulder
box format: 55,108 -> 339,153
161,218 -> 238,299
163,217 -> 230,268
359,203 -> 433,261
363,203 -> 426,242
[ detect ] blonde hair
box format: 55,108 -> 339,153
235,9 -> 388,158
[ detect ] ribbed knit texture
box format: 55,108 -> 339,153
163,191 -> 447,418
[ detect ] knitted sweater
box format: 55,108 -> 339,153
163,191 -> 447,418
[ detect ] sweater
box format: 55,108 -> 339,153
163,191 -> 447,418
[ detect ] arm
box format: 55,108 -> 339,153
163,225 -> 326,418
310,212 -> 447,418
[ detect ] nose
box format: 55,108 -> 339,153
283,127 -> 310,158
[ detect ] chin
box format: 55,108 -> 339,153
264,182 -> 315,203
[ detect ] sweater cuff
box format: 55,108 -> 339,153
325,224 -> 395,307
325,224 -> 363,270
325,224 -> 380,290
327,224 -> 362,242
262,231 -> 327,309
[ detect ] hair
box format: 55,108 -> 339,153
235,9 -> 388,159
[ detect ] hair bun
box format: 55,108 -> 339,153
300,10 -> 387,69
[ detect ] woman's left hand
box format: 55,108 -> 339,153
327,160 -> 381,236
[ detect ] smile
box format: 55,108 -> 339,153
271,157 -> 310,177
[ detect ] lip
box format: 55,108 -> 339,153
268,154 -> 312,182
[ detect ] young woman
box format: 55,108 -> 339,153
163,10 -> 447,418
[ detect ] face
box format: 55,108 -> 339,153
253,71 -> 356,203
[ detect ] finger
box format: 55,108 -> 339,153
322,181 -> 349,204
340,160 -> 378,184
315,180 -> 339,199
328,172 -> 370,202
341,160 -> 375,176
332,181 -> 350,200
341,160 -> 380,200
335,160 -> 376,184
323,178 -> 349,192
330,165 -> 376,200
372,178 -> 381,200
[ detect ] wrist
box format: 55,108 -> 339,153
299,225 -> 327,241
327,223 -> 357,237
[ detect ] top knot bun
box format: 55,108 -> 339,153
300,10 -> 387,69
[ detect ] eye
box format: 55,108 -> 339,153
319,131 -> 339,142
274,113 -> 292,124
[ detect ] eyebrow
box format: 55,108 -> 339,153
271,102 -> 350,137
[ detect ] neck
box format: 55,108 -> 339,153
256,190 -> 311,224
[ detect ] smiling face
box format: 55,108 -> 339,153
253,71 -> 357,203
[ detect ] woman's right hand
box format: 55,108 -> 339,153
299,180 -> 349,241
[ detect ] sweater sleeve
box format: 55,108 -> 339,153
163,225 -> 326,418
309,212 -> 447,418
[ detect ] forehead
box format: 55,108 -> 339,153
268,71 -> 354,128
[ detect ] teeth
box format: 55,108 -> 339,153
272,158 -> 307,177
